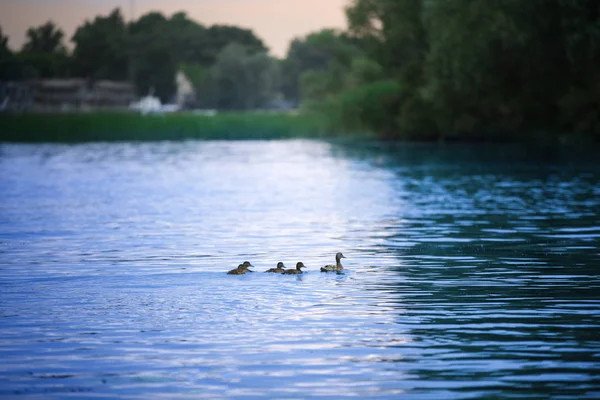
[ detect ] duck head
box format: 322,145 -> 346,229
240,261 -> 253,271
335,252 -> 346,262
296,262 -> 306,270
276,262 -> 285,269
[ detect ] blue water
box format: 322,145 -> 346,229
0,141 -> 599,398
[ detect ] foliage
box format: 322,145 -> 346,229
346,0 -> 428,74
71,9 -> 129,80
282,29 -> 361,102
0,27 -> 8,53
180,63 -> 207,89
167,12 -> 209,66
22,21 -> 66,54
306,80 -> 401,135
4,1 -> 600,141
347,57 -> 384,87
128,12 -> 177,101
338,0 -> 600,140
15,52 -> 71,79
15,21 -> 71,79
0,27 -> 22,80
2,9 -> 269,105
199,43 -> 280,110
0,112 -> 334,141
203,25 -> 268,65
300,64 -> 346,103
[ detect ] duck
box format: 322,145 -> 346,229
241,261 -> 254,271
227,261 -> 254,275
282,262 -> 306,275
320,252 -> 345,272
265,262 -> 286,273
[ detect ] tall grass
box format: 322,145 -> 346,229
0,111 -> 361,142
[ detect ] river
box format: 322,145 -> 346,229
0,140 -> 598,398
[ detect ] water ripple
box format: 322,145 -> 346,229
0,141 -> 599,398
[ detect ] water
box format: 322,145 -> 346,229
0,140 -> 599,399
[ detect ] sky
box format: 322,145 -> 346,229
0,0 -> 348,57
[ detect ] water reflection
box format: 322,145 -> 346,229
0,141 -> 599,398
334,142 -> 600,398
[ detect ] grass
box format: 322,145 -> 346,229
0,111 -> 373,142
2,111 -> 592,144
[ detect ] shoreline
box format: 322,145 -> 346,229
0,111 -> 597,144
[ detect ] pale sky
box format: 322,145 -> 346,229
0,0 -> 348,57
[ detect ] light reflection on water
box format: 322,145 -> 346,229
0,141 -> 599,398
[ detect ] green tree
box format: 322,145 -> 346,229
203,43 -> 279,110
341,0 -> 600,139
347,57 -> 384,87
346,0 -> 428,74
552,0 -> 600,134
204,25 -> 267,65
168,12 -> 209,65
19,21 -> 70,78
282,29 -> 361,102
23,21 -> 66,54
71,8 -> 129,80
129,12 -> 177,101
420,0 -> 595,135
0,26 -> 22,80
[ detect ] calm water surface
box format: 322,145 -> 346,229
0,141 -> 599,399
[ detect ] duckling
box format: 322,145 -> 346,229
241,261 -> 254,272
282,262 -> 306,274
227,262 -> 254,275
320,252 -> 345,272
265,262 -> 286,273
227,264 -> 245,275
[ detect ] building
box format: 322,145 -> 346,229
1,79 -> 136,112
29,79 -> 136,111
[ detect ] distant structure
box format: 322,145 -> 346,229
30,79 -> 136,111
175,71 -> 196,109
129,85 -> 186,115
0,79 -> 136,112
1,72 -> 217,114
0,81 -> 34,112
129,93 -> 180,115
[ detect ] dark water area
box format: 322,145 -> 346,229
0,141 -> 598,399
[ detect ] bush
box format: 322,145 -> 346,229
315,80 -> 402,135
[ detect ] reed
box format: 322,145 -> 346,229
0,111 -> 368,142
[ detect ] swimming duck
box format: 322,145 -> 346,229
227,261 -> 254,275
265,262 -> 286,273
320,252 -> 345,272
282,262 -> 306,274
241,261 -> 254,271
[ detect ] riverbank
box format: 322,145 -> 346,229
0,111 -> 369,142
0,111 -> 597,144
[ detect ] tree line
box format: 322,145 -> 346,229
317,0 -> 600,140
0,9 -> 274,109
1,1 -> 599,140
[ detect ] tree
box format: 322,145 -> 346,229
282,29 -> 361,102
202,43 -> 279,110
420,0 -> 588,134
168,12 -> 209,65
203,25 -> 268,65
71,8 -> 129,80
19,21 -> 70,78
341,0 -> 600,138
346,0 -> 428,74
347,57 -> 384,87
129,12 -> 177,101
0,26 -> 22,80
22,21 -> 66,54
0,27 -> 10,62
